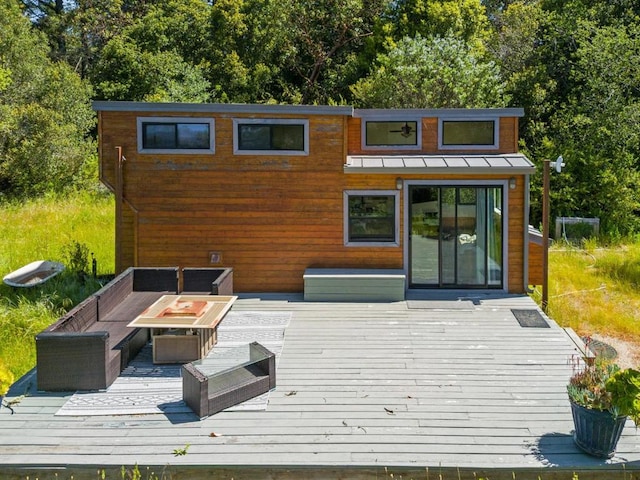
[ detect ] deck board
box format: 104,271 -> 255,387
1,292 -> 639,479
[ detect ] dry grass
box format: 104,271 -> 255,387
531,242 -> 640,367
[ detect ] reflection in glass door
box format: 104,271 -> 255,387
409,185 -> 503,288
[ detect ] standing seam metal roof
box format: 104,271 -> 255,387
345,154 -> 535,174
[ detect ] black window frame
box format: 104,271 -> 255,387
233,119 -> 309,155
137,117 -> 215,154
344,191 -> 400,246
439,119 -> 498,149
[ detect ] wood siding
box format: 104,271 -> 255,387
529,241 -> 544,286
98,110 -> 529,294
347,117 -> 520,155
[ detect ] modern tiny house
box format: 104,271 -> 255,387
94,102 -> 538,295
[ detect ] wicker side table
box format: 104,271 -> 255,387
182,342 -> 275,418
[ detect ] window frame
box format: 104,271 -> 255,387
137,117 -> 215,154
361,118 -> 422,151
438,118 -> 499,150
233,118 -> 309,155
344,190 -> 400,247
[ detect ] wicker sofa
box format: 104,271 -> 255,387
35,267 -> 179,391
181,267 -> 234,295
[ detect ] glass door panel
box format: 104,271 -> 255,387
487,187 -> 503,286
457,187 -> 481,286
409,185 -> 503,289
409,187 -> 439,285
440,187 -> 456,285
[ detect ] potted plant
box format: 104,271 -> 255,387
567,357 -> 640,458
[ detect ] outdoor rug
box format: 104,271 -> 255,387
511,309 -> 550,328
55,311 -> 291,417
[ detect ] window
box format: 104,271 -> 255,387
439,120 -> 498,149
363,121 -> 419,149
137,117 -> 215,154
233,119 -> 309,155
344,191 -> 399,246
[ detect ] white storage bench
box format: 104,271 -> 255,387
303,268 -> 406,302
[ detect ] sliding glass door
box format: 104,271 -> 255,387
409,185 -> 503,288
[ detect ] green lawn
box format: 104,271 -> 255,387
0,191 -> 115,379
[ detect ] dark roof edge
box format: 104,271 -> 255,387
353,108 -> 525,118
92,102 -> 525,118
92,101 -> 354,116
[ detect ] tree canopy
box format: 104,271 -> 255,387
3,0 -> 640,235
0,0 -> 95,199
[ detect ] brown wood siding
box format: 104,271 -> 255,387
528,241 -> 544,286
347,117 -> 519,155
99,110 -> 527,293
119,205 -> 137,270
506,176 -> 527,293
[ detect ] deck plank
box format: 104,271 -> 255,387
1,292 -> 638,479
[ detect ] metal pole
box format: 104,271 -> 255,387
116,146 -> 124,274
542,159 -> 550,312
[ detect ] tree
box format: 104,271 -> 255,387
205,0 -> 283,102
271,0 -> 385,104
0,0 -> 95,199
92,36 -> 210,101
89,1 -> 211,101
385,0 -> 492,49
350,34 -> 508,108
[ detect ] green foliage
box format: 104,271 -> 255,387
568,357 -> 640,424
62,240 -> 91,277
351,34 -> 508,108
0,361 -> 14,396
0,0 -> 96,200
388,0 -> 492,48
172,444 -> 189,456
261,0 -> 385,104
93,36 -> 211,102
605,367 -> 640,424
0,192 -> 115,380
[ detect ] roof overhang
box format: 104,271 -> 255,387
353,108 -> 525,118
92,101 -> 354,116
344,154 -> 535,175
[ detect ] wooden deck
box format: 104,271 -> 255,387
1,292 -> 639,480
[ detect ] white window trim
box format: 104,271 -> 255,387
137,117 -> 215,154
360,118 -> 422,151
344,190 -> 400,247
438,117 -> 499,150
233,118 -> 309,155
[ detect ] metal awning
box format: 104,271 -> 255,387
345,153 -> 535,175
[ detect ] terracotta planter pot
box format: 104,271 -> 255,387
570,401 -> 627,458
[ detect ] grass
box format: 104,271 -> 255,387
531,240 -> 640,361
0,190 -> 115,380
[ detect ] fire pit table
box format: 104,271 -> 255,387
127,294 -> 237,364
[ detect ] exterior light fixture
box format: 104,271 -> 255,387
509,177 -> 517,190
396,177 -> 403,190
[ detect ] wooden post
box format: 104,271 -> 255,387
542,159 -> 550,313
